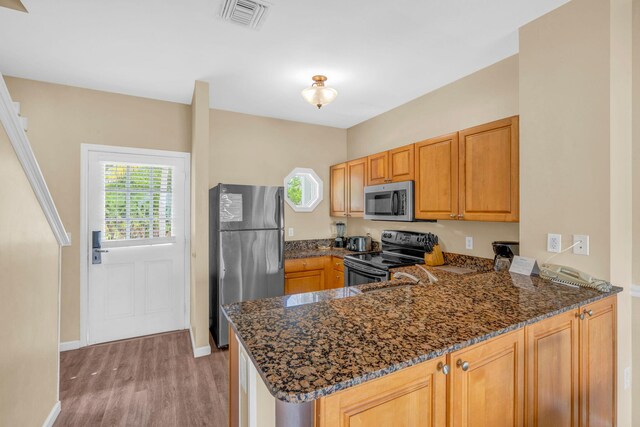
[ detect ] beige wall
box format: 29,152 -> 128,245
346,56 -> 520,258
5,77 -> 191,343
632,0 -> 640,422
0,123 -> 60,426
190,81 -> 210,348
519,0 -> 611,278
519,0 -> 634,423
209,109 -> 348,240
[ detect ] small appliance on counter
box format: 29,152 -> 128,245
343,230 -> 429,286
492,241 -> 520,270
346,235 -> 372,252
334,222 -> 346,248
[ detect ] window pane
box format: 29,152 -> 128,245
103,162 -> 174,241
129,220 -> 150,239
105,220 -> 126,240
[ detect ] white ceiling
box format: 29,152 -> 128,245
0,0 -> 568,128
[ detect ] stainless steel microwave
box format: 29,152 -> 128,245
363,181 -> 414,221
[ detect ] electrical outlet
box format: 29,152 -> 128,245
573,234 -> 589,255
288,227 -> 294,237
465,236 -> 473,250
547,234 -> 561,253
624,367 -> 632,390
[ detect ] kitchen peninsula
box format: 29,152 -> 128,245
224,264 -> 620,427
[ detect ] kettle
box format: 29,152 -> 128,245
347,236 -> 372,252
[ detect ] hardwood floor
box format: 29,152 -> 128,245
55,331 -> 229,426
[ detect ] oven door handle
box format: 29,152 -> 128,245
392,191 -> 399,216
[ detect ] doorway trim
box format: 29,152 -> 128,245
79,143 -> 191,348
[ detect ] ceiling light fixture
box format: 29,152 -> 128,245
301,75 -> 337,109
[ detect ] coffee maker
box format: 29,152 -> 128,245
334,222 -> 346,248
492,241 -> 520,269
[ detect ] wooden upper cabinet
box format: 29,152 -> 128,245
389,144 -> 415,182
366,144 -> 415,185
449,329 -> 524,427
415,133 -> 459,220
458,116 -> 519,222
347,157 -> 367,217
525,309 -> 579,427
315,356 -> 447,427
330,163 -> 347,217
367,151 -> 389,185
579,296 -> 616,427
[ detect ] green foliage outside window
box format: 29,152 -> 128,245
287,176 -> 302,205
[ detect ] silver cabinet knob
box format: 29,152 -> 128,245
457,359 -> 469,371
450,214 -> 456,218
437,362 -> 450,375
457,214 -> 464,219
577,312 -> 585,320
586,309 -> 593,317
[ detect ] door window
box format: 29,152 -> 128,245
103,162 -> 174,244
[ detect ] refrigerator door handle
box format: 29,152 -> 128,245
279,229 -> 285,269
276,188 -> 284,270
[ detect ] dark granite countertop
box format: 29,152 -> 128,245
223,266 -> 621,404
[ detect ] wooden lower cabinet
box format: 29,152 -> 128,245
315,356 -> 447,427
449,329 -> 525,427
284,256 -> 345,294
284,269 -> 324,294
525,309 -> 579,427
579,297 -> 616,427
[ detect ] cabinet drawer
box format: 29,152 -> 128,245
285,257 -> 327,273
331,257 -> 344,272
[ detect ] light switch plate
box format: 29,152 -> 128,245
288,227 -> 294,237
547,234 -> 561,253
465,236 -> 473,250
572,234 -> 589,255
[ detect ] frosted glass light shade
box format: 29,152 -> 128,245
301,86 -> 338,109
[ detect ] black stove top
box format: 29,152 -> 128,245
344,251 -> 424,271
343,230 -> 433,272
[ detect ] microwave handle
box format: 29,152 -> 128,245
392,191 -> 399,215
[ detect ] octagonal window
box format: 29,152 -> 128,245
284,168 -> 323,212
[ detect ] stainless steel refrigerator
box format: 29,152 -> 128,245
209,184 -> 285,348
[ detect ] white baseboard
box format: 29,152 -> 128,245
59,340 -> 81,352
42,401 -> 61,427
189,327 -> 211,358
630,284 -> 640,298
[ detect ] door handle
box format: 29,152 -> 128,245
392,191 -> 399,215
92,230 -> 106,264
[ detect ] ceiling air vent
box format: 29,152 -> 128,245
221,0 -> 270,29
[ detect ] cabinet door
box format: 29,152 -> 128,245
525,309 -> 579,427
315,356 -> 447,427
414,133 -> 459,220
284,270 -> 324,295
449,329 -> 525,427
579,296 -> 616,427
330,163 -> 348,217
367,151 -> 389,185
458,116 -> 519,222
347,158 -> 367,217
389,144 -> 415,182
327,269 -> 344,289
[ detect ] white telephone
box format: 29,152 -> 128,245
539,264 -> 612,292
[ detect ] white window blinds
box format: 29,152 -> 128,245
103,162 -> 174,242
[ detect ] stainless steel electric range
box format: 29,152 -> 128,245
343,230 -> 435,286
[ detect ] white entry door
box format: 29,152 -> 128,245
86,147 -> 188,345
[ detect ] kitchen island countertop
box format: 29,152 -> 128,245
223,265 -> 621,404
